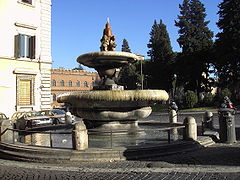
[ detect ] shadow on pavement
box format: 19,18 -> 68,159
147,127 -> 240,167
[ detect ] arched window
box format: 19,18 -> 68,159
60,80 -> 64,87
52,79 -> 56,86
76,81 -> 80,87
68,80 -> 72,87
52,94 -> 56,101
84,81 -> 88,87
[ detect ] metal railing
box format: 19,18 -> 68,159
0,128 -> 72,148
0,124 -> 185,149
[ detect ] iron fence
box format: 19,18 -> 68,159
0,124 -> 185,149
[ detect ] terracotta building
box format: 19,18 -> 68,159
51,68 -> 100,107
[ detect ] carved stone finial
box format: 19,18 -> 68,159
100,19 -> 117,51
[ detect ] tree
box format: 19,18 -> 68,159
175,0 -> 213,53
214,0 -> 240,101
117,62 -> 141,89
72,64 -> 84,70
175,0 -> 214,94
121,39 -> 131,52
116,39 -> 141,89
175,0 -> 192,54
146,19 -> 175,91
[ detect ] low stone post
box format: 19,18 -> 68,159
65,111 -> 73,125
169,110 -> 178,141
203,111 -> 214,128
183,116 -> 197,141
0,120 -> 14,143
72,122 -> 88,150
218,108 -> 236,143
169,109 -> 178,124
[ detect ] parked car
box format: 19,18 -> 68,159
12,111 -> 53,130
41,109 -> 66,124
0,112 -> 8,121
46,109 -> 76,124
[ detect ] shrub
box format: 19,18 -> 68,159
203,92 -> 214,106
184,90 -> 198,108
220,88 -> 232,99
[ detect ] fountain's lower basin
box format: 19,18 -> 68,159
19,122 -> 182,149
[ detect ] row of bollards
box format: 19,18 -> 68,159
169,109 -> 197,141
169,108 -> 237,144
72,108 -> 237,151
202,108 -> 236,143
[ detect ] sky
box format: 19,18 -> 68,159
51,0 -> 221,71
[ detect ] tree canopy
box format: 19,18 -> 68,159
117,39 -> 141,89
72,64 -> 84,70
121,39 -> 131,52
146,19 -> 175,91
214,0 -> 240,90
175,0 -> 214,93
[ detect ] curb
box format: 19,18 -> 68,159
0,136 -> 215,163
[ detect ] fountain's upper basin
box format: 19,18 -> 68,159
58,90 -> 169,121
58,90 -> 169,109
77,51 -> 141,69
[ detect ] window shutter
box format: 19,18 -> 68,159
29,36 -> 36,59
19,34 -> 25,57
14,35 -> 20,58
26,36 -> 30,58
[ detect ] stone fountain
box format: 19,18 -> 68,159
58,20 -> 169,131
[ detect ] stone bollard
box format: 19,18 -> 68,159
203,111 -> 214,129
0,120 -> 14,143
218,108 -> 236,143
169,110 -> 178,140
183,116 -> 197,141
169,109 -> 177,123
65,111 -> 73,125
72,122 -> 88,150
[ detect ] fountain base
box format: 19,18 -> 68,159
84,119 -> 144,136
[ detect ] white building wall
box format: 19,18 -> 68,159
39,0 -> 52,110
0,0 -> 52,117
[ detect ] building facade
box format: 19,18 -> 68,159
0,0 -> 52,117
51,68 -> 100,107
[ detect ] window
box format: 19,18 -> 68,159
84,81 -> 88,87
21,0 -> 32,4
17,75 -> 35,106
68,80 -> 72,87
76,81 -> 80,87
52,80 -> 56,86
15,34 -> 35,59
60,80 -> 64,87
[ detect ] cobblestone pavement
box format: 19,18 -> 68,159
0,111 -> 239,180
0,155 -> 240,180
